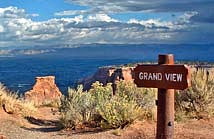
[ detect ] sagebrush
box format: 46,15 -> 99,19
175,69 -> 214,120
59,85 -> 97,129
91,82 -> 144,129
116,81 -> 156,119
59,81 -> 156,129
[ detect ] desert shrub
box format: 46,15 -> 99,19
0,83 -> 37,117
60,81 -> 156,129
116,81 -> 156,119
59,85 -> 97,128
97,94 -> 142,129
59,82 -> 112,129
89,81 -> 113,104
91,82 -> 143,129
175,69 -> 214,119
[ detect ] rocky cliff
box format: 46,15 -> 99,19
79,66 -> 134,92
25,76 -> 62,105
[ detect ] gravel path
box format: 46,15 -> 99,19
0,108 -> 124,139
0,119 -> 121,139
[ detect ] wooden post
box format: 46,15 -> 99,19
133,54 -> 191,138
156,54 -> 175,139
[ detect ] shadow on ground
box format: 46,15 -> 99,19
22,116 -> 63,132
22,116 -> 107,135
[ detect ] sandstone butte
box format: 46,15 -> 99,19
25,76 -> 62,105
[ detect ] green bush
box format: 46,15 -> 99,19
59,81 -> 155,129
91,81 -> 143,129
116,81 -> 156,119
89,81 -> 113,105
97,94 -> 142,129
175,69 -> 214,119
59,85 -> 97,129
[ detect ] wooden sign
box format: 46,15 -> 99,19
133,64 -> 191,90
133,54 -> 191,139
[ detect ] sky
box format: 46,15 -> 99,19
0,0 -> 214,52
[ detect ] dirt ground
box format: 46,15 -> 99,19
0,107 -> 214,139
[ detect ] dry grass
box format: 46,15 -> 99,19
39,99 -> 61,108
0,83 -> 37,117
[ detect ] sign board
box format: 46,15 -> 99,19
133,64 -> 191,90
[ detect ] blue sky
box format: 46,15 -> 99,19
0,0 -> 87,21
0,0 -> 214,53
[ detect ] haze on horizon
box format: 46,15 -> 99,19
0,0 -> 214,55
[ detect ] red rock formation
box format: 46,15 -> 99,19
25,76 -> 62,105
79,67 -> 134,91
0,134 -> 6,139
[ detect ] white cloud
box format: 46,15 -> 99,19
128,11 -> 197,30
55,10 -> 88,16
87,14 -> 118,22
0,6 -> 212,50
0,6 -> 26,18
0,25 -> 4,32
30,13 -> 39,17
70,15 -> 84,23
128,18 -> 172,28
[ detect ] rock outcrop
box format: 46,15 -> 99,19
25,76 -> 62,105
79,67 -> 134,92
0,134 -> 6,139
